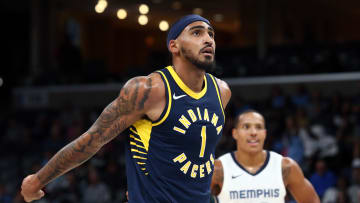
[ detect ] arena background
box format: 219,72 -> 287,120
1,0 -> 360,202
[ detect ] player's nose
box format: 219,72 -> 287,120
203,34 -> 214,46
249,128 -> 257,136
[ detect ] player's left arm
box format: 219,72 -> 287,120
211,160 -> 224,196
282,157 -> 320,203
215,78 -> 231,109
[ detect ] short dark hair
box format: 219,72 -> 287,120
234,109 -> 265,128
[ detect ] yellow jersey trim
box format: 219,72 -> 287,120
166,66 -> 207,100
132,119 -> 152,151
209,74 -> 225,119
152,70 -> 172,126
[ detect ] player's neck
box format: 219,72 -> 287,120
172,61 -> 205,92
235,150 -> 267,167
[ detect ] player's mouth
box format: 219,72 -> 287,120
200,47 -> 214,56
247,139 -> 259,147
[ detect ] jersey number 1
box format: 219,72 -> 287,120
199,126 -> 207,158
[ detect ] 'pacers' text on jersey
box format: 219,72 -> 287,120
125,66 -> 225,203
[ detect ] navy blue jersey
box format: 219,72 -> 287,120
125,66 -> 225,202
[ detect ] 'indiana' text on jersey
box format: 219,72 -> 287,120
125,66 -> 225,203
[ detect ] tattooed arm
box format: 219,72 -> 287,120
211,160 -> 224,196
282,157 -> 320,203
21,74 -> 165,202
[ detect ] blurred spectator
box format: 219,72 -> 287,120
46,172 -> 80,203
103,159 -> 126,202
322,176 -> 349,203
348,158 -> 360,203
81,167 -> 111,203
0,183 -> 12,203
310,125 -> 338,159
310,159 -> 337,199
291,85 -> 310,108
273,115 -> 304,165
270,86 -> 286,109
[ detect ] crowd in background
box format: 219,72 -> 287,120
0,40 -> 359,203
9,42 -> 360,87
1,83 -> 360,203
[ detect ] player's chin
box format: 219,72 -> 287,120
246,146 -> 263,153
203,54 -> 214,61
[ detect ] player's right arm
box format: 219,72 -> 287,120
21,73 -> 165,202
211,159 -> 224,196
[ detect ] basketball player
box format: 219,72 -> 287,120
20,14 -> 231,202
211,110 -> 320,203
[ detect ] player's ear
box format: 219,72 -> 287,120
264,129 -> 267,139
232,128 -> 238,140
168,40 -> 179,55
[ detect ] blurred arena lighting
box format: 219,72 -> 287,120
193,8 -> 203,15
95,0 -> 108,13
139,4 -> 149,14
117,9 -> 127,19
138,15 -> 148,25
0,78 -> 3,87
172,1 -> 182,10
159,20 -> 169,31
213,14 -> 224,22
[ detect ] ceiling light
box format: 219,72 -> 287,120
139,4 -> 149,14
159,20 -> 169,31
214,14 -> 224,22
193,8 -> 203,15
172,1 -> 182,10
97,0 -> 108,9
117,9 -> 127,19
95,0 -> 107,13
95,4 -> 105,13
138,15 -> 148,25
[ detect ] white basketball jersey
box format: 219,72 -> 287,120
216,151 -> 286,203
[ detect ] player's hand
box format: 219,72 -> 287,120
21,174 -> 45,202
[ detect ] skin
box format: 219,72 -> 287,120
210,112 -> 320,203
21,20 -> 231,202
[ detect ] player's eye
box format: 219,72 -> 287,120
193,30 -> 200,36
208,32 -> 214,38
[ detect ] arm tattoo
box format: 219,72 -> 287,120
37,77 -> 153,186
138,77 -> 152,110
282,165 -> 291,183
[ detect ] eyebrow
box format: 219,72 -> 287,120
189,25 -> 215,32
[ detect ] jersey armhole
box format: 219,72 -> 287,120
152,70 -> 172,126
208,74 -> 225,120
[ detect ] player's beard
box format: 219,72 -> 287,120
181,47 -> 216,72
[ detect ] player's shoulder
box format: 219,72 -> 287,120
217,152 -> 233,165
212,76 -> 231,93
121,73 -> 165,107
211,76 -> 231,108
281,156 -> 300,170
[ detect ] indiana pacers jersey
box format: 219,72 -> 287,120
125,66 -> 225,203
217,151 -> 286,203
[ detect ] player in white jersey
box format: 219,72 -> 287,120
211,110 -> 320,203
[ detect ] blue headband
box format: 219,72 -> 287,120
166,14 -> 211,49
